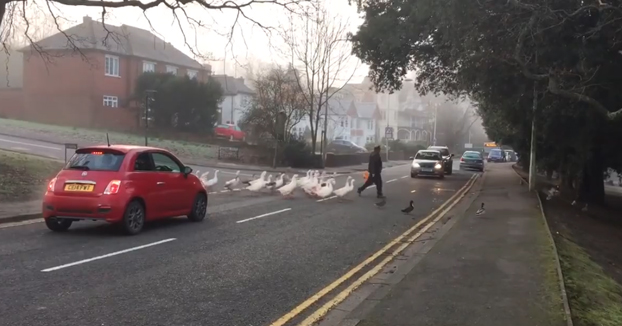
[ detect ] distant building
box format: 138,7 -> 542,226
212,75 -> 254,125
0,16 -> 211,131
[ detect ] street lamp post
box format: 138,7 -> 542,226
144,90 -> 156,146
432,104 -> 438,146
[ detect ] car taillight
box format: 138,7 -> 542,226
460,157 -> 464,162
104,180 -> 121,195
47,178 -> 57,192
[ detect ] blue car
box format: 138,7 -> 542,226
487,149 -> 506,162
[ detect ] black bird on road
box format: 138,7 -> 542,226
476,202 -> 485,216
401,200 -> 414,214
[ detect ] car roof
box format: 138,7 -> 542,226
418,150 -> 441,154
80,145 -> 169,154
428,146 -> 448,149
463,151 -> 481,154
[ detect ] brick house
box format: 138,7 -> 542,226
0,16 -> 211,131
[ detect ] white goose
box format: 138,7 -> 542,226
246,174 -> 267,192
194,170 -> 200,176
303,174 -> 319,195
298,170 -> 311,187
334,177 -> 355,200
263,175 -> 274,190
199,171 -> 210,187
248,171 -> 267,186
278,175 -> 298,198
205,170 -> 219,187
224,171 -> 240,190
273,173 -> 285,189
315,179 -> 335,198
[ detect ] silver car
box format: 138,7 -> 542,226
410,150 -> 445,179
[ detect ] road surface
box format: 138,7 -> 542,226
0,161 -> 476,326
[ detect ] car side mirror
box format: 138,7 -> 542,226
183,166 -> 192,177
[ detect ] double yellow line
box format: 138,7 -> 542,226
270,173 -> 480,326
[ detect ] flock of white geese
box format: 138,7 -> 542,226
193,169 -> 356,200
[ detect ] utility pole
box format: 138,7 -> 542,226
385,94 -> 390,162
432,104 -> 438,146
322,56 -> 331,162
144,90 -> 156,146
529,81 -> 538,191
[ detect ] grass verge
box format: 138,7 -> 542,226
0,149 -> 64,202
555,231 -> 622,326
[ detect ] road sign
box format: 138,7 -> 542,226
384,126 -> 394,140
465,143 -> 473,148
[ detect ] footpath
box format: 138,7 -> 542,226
330,164 -> 567,326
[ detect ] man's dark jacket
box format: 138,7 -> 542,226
368,152 -> 383,175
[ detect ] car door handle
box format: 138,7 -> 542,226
157,182 -> 166,185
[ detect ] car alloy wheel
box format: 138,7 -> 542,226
123,201 -> 145,235
188,193 -> 207,222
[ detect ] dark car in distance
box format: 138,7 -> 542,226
325,139 -> 367,154
427,146 -> 454,175
460,151 -> 485,172
487,148 -> 506,163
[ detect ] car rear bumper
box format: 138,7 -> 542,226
460,162 -> 484,170
42,193 -> 126,223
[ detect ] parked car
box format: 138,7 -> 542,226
459,151 -> 485,172
427,145 -> 454,175
487,148 -> 506,162
214,124 -> 246,142
504,150 -> 517,162
325,139 -> 368,154
42,145 -> 208,235
411,150 -> 445,179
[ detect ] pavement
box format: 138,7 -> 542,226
0,157 -> 477,326
318,163 -> 565,326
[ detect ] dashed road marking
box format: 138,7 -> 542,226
236,208 -> 291,224
386,179 -> 397,183
41,238 -> 177,272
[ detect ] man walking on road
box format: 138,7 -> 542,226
358,145 -> 385,198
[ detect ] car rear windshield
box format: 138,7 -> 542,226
463,152 -> 482,159
415,152 -> 441,160
489,150 -> 503,157
65,149 -> 125,171
430,147 -> 450,156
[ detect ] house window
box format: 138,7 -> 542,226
187,69 -> 198,79
166,65 -> 178,75
105,55 -> 120,77
143,61 -> 155,73
103,95 -> 118,108
368,120 -> 374,130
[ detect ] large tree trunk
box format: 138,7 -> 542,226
577,147 -> 606,205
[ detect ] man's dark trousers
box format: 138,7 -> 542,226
359,173 -> 383,197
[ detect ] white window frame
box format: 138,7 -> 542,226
105,55 -> 120,77
166,65 -> 178,75
143,61 -> 156,73
103,95 -> 119,108
187,69 -> 198,79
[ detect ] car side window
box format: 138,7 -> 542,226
134,152 -> 155,171
151,152 -> 182,173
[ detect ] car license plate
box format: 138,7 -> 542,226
64,184 -> 94,192
421,168 -> 433,172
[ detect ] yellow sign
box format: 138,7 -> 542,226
64,184 -> 95,192
484,142 -> 497,147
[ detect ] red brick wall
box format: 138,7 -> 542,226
0,88 -> 24,119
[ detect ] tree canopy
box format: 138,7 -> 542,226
351,0 -> 622,204
134,72 -> 223,133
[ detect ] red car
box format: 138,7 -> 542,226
214,124 -> 246,141
43,145 -> 208,235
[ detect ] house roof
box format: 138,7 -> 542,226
325,98 -> 358,117
212,75 -> 254,96
21,16 -> 203,69
356,102 -> 380,119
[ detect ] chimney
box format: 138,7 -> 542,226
83,16 -> 92,24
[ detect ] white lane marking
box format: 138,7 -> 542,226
236,208 -> 291,224
317,196 -> 337,202
400,176 -> 408,179
411,190 -> 417,193
0,138 -> 62,151
386,179 -> 397,183
41,238 -> 177,272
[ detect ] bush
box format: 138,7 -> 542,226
281,138 -> 322,168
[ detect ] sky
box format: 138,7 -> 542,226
5,0 -> 369,83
